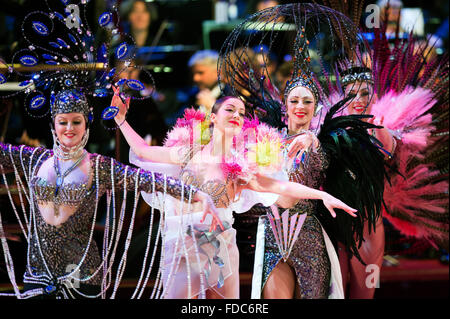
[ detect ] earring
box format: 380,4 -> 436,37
313,104 -> 323,116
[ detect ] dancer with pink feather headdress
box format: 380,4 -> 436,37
335,23 -> 449,298
218,3 -> 388,299
0,1 -> 224,299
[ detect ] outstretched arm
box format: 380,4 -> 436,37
111,87 -> 183,164
0,142 -> 49,176
99,154 -> 223,231
244,173 -> 357,218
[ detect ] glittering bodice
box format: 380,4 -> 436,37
25,154 -> 103,285
28,178 -> 102,285
30,176 -> 92,206
262,136 -> 332,298
179,168 -> 230,208
284,136 -> 329,215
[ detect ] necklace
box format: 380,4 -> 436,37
52,128 -> 89,160
53,150 -> 87,216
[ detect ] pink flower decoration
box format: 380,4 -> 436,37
221,161 -> 243,179
175,117 -> 190,127
255,122 -> 283,143
183,108 -> 206,122
242,117 -> 260,131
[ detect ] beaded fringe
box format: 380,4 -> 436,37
0,152 -> 204,299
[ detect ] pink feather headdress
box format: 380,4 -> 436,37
164,108 -> 211,148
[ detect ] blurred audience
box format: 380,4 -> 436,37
252,44 -> 278,84
256,0 -> 279,11
378,0 -> 404,35
167,49 -> 225,125
188,50 -> 222,114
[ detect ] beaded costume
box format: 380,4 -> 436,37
0,1 -> 203,299
261,138 -> 333,298
0,143 -> 197,298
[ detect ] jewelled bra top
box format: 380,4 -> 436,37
30,176 -> 92,206
179,168 -> 230,208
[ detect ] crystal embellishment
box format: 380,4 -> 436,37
101,106 -> 119,120
126,79 -> 145,91
98,12 -> 112,27
116,42 -> 128,60
32,21 -> 49,36
29,95 -> 46,109
19,55 -> 38,66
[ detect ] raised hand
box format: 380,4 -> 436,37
321,192 -> 357,218
367,114 -> 384,126
111,85 -> 131,122
286,132 -> 319,159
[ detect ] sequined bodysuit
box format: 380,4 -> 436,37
0,143 -> 197,292
179,168 -> 230,208
262,136 -> 331,298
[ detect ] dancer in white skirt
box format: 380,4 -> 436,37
112,91 -> 358,299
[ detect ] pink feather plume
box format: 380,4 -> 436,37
383,142 -> 449,245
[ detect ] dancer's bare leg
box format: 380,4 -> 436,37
262,261 -> 296,299
206,243 -> 240,299
338,242 -> 350,297
347,219 -> 385,299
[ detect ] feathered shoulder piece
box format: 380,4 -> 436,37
315,96 -> 387,264
226,117 -> 284,181
163,108 -> 211,148
163,108 -> 283,181
370,26 -> 449,247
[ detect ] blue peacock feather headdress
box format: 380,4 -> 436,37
0,0 -> 154,127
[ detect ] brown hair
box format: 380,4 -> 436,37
211,96 -> 243,114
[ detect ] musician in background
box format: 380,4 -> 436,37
168,50 -> 229,126
255,0 -> 280,12
120,0 -> 170,48
187,50 -> 222,114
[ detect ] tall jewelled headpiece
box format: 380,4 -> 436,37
340,66 -> 374,89
218,3 -> 370,129
284,27 -> 320,107
51,89 -> 91,121
0,0 -> 154,128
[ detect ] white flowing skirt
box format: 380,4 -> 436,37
161,208 -> 240,299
